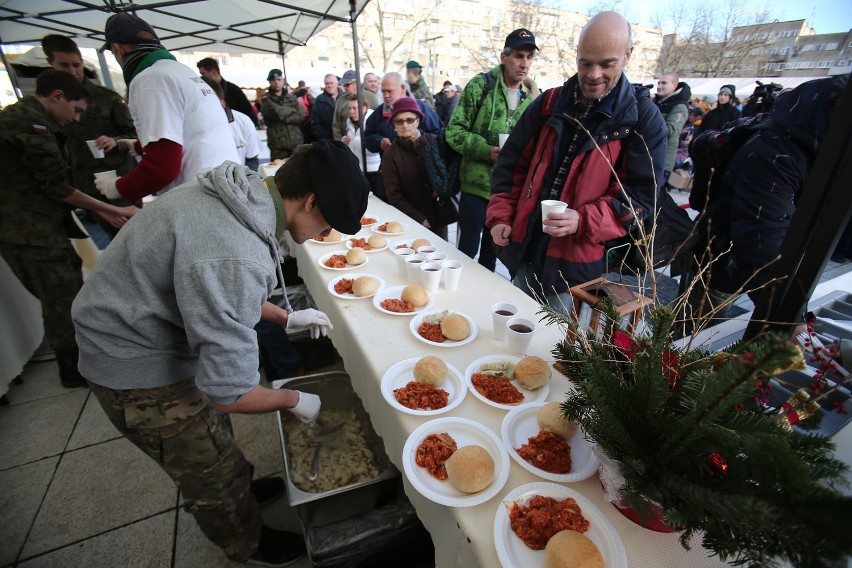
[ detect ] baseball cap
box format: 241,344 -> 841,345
309,140 -> 370,235
504,28 -> 538,51
405,60 -> 423,69
340,69 -> 357,85
101,13 -> 157,51
267,69 -> 283,81
442,85 -> 457,93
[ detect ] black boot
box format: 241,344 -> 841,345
55,347 -> 89,389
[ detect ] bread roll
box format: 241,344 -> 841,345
368,235 -> 387,249
413,356 -> 448,386
401,284 -> 428,307
537,402 -> 579,440
325,229 -> 342,242
346,247 -> 367,265
385,221 -> 403,233
514,355 -> 552,389
445,445 -> 494,493
411,238 -> 431,251
352,276 -> 379,297
440,314 -> 471,341
544,530 -> 604,568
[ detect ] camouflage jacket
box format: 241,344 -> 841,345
410,77 -> 435,110
260,89 -> 305,153
0,96 -> 80,248
63,78 -> 137,200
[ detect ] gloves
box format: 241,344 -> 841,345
289,391 -> 321,424
117,138 -> 139,158
286,308 -> 333,339
95,176 -> 122,200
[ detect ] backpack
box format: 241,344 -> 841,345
423,72 -> 495,199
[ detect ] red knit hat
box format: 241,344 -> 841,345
388,97 -> 424,122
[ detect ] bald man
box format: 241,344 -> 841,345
655,71 -> 691,174
488,11 -> 667,300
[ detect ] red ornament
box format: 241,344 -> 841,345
613,330 -> 635,359
707,452 -> 728,478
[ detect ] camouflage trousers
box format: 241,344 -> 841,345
88,379 -> 262,560
0,241 -> 82,353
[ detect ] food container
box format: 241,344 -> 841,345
273,371 -> 399,527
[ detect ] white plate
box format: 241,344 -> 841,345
344,237 -> 389,253
464,355 -> 551,410
327,273 -> 386,300
494,482 -> 627,568
381,358 -> 466,416
372,285 -> 434,316
308,234 -> 348,245
409,310 -> 479,348
501,402 -> 600,482
402,417 -> 510,507
371,222 -> 409,236
317,250 -> 369,271
359,214 -> 381,227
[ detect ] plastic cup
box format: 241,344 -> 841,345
417,245 -> 437,255
491,302 -> 519,342
420,262 -> 442,294
442,260 -> 462,291
506,316 -> 536,354
426,252 -> 447,262
395,247 -> 415,277
86,140 -> 104,159
405,254 -> 426,283
93,170 -> 117,180
541,199 -> 568,230
498,133 -> 509,148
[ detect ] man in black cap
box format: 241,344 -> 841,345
696,84 -> 741,133
405,60 -> 435,109
261,68 -> 305,160
72,140 -> 371,568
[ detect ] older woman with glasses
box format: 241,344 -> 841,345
382,97 -> 458,239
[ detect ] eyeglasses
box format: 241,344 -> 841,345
393,117 -> 418,126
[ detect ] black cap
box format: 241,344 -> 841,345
101,13 -> 157,52
267,68 -> 283,81
309,140 -> 370,235
504,28 -> 538,51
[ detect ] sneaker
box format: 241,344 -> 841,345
60,373 -> 89,389
251,477 -> 285,506
246,526 -> 306,567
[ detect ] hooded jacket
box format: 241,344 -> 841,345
655,81 -> 691,172
72,161 -> 287,405
697,85 -> 741,133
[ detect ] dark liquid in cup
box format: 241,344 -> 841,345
495,310 -> 515,316
509,324 -> 532,333
409,259 -> 423,264
425,268 -> 438,271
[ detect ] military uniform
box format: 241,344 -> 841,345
410,77 -> 435,110
260,89 -> 305,160
0,96 -> 87,377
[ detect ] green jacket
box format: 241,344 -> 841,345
663,102 -> 688,172
446,65 -> 539,200
63,78 -> 137,202
0,96 -> 79,248
410,77 -> 435,109
261,90 -> 305,153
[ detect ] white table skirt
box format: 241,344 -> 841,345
287,195 -> 732,568
0,255 -> 44,396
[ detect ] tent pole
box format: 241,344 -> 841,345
96,50 -> 115,91
277,31 -> 288,88
0,40 -> 23,101
350,0 -> 367,176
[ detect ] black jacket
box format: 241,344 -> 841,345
222,78 -> 258,127
310,92 -> 337,141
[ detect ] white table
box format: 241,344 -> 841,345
287,196 -> 734,568
0,255 -> 44,397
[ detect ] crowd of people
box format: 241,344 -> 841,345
1,8 -> 848,568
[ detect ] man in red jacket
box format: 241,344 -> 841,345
488,11 -> 666,300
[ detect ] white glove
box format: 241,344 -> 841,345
289,391 -> 321,424
117,138 -> 139,158
95,176 -> 122,200
286,308 -> 333,339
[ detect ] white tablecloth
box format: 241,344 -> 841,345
287,196 -> 732,568
0,255 -> 44,396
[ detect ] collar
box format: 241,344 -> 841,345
264,176 -> 287,240
24,96 -> 61,134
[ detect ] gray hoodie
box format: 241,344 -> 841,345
72,161 -> 287,405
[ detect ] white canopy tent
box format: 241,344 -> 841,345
683,76 -> 826,99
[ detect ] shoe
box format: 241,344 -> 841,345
56,347 -> 89,389
251,477 -> 285,506
60,374 -> 89,388
246,526 -> 306,567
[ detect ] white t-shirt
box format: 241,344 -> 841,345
346,108 -> 380,173
229,110 -> 261,166
129,59 -> 238,191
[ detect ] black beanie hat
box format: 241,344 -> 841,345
309,140 -> 370,235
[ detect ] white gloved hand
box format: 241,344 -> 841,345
95,176 -> 122,200
286,309 -> 333,339
117,138 -> 139,158
289,391 -> 321,424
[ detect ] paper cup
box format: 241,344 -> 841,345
506,317 -> 536,354
395,247 -> 415,277
405,254 -> 426,284
541,199 -> 568,230
426,252 -> 447,262
498,133 -> 509,148
491,302 -> 519,342
93,170 -> 117,180
417,245 -> 437,255
442,260 -> 462,291
86,140 -> 105,159
420,262 -> 442,294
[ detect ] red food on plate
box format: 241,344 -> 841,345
381,298 -> 415,313
395,243 -> 409,249
515,431 -> 572,474
415,432 -> 457,480
334,278 -> 354,295
394,381 -> 449,410
324,254 -> 347,268
349,237 -> 372,250
360,216 -> 377,225
471,373 -> 524,404
418,322 -> 445,343
377,223 -> 389,232
509,495 -> 590,550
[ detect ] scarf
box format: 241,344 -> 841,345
122,43 -> 177,86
